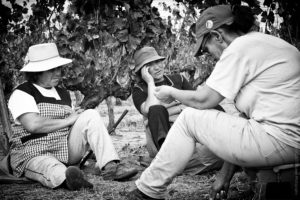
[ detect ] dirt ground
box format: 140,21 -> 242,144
0,97 -> 254,200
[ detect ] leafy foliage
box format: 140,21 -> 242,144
54,0 -> 176,107
261,0 -> 300,49
0,0 -> 299,106
0,0 -> 65,97
0,0 -> 173,108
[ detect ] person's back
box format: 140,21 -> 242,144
207,31 -> 300,149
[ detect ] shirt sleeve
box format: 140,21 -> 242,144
206,51 -> 249,100
132,86 -> 147,114
8,89 -> 40,123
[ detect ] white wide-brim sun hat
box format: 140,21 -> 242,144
20,43 -> 72,72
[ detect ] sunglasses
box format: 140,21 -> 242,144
199,33 -> 211,55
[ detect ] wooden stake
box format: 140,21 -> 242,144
0,78 -> 12,155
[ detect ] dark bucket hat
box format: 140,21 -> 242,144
134,46 -> 165,73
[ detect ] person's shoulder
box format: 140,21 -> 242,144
15,81 -> 31,89
8,83 -> 35,106
166,74 -> 184,82
14,81 -> 35,94
55,86 -> 68,93
166,73 -> 181,79
55,86 -> 71,100
133,82 -> 147,92
234,32 -> 268,47
224,32 -> 260,56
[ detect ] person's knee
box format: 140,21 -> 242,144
148,105 -> 167,117
82,109 -> 99,117
74,109 -> 105,129
179,107 -> 207,126
180,107 -> 197,118
80,109 -> 102,122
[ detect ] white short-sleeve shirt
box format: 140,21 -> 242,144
8,83 -> 61,124
206,32 -> 300,149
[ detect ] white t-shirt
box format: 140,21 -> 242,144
206,32 -> 300,149
8,83 -> 61,124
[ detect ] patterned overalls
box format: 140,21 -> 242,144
9,82 -> 72,177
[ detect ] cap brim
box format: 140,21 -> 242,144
21,57 -> 72,72
135,55 -> 165,72
193,35 -> 204,57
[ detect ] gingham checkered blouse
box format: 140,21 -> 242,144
9,82 -> 72,177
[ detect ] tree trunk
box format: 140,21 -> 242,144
0,78 -> 12,156
115,98 -> 122,106
74,90 -> 83,107
106,96 -> 115,135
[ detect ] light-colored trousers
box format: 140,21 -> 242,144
24,109 -> 119,188
136,108 -> 300,199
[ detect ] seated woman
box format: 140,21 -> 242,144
8,43 -> 138,190
132,46 -> 223,174
128,5 -> 300,200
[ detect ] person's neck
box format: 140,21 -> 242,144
154,76 -> 165,83
34,82 -> 53,89
224,32 -> 244,46
217,28 -> 243,46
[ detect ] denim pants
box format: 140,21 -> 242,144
24,109 -> 119,188
136,107 -> 300,199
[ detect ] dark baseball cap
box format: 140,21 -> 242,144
194,5 -> 234,56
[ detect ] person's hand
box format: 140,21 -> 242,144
154,86 -> 175,104
67,108 -> 85,126
160,100 -> 180,108
141,66 -> 154,84
74,106 -> 83,111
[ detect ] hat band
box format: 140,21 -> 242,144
30,55 -> 60,62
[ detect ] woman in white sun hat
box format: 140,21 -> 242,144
8,43 -> 138,190
127,4 -> 300,200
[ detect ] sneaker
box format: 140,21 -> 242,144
126,188 -> 164,200
102,162 -> 138,181
65,166 -> 93,190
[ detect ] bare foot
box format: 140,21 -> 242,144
210,173 -> 230,200
209,162 -> 237,200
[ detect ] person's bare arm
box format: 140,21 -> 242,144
18,109 -> 84,134
155,83 -> 224,110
